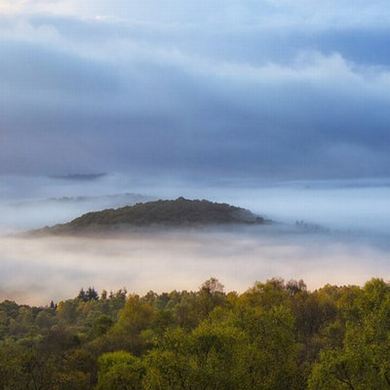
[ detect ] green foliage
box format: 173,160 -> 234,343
308,279 -> 390,389
40,198 -> 266,235
0,278 -> 388,389
97,351 -> 144,390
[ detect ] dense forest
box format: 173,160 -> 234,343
0,277 -> 389,389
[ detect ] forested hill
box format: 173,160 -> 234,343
34,197 -> 267,234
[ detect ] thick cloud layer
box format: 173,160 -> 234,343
1,1 -> 390,179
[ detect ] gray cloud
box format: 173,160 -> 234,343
1,2 -> 390,179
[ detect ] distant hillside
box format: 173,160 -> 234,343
33,197 -> 267,235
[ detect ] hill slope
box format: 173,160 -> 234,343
34,197 -> 267,235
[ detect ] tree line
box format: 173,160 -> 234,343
0,277 -> 389,389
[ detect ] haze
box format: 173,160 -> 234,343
0,174 -> 389,304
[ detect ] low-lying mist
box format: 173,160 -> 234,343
0,174 -> 389,305
1,226 -> 389,305
1,174 -> 390,235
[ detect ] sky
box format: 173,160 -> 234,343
1,1 -> 390,179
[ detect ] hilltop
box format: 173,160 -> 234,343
32,197 -> 267,235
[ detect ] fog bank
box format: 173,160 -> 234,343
0,174 -> 389,305
1,227 -> 388,305
1,174 -> 390,235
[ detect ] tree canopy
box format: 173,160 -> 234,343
0,277 -> 388,389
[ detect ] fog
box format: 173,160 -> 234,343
0,174 -> 153,232
1,228 -> 389,305
2,174 -> 390,234
0,174 -> 389,304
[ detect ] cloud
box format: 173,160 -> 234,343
3,1 -> 390,29
0,2 -> 390,178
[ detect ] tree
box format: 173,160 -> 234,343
86,287 -> 99,301
143,323 -> 246,390
201,277 -> 224,294
77,288 -> 87,302
96,351 -> 144,390
309,279 -> 390,389
109,295 -> 155,354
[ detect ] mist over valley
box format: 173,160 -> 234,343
0,174 -> 389,305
